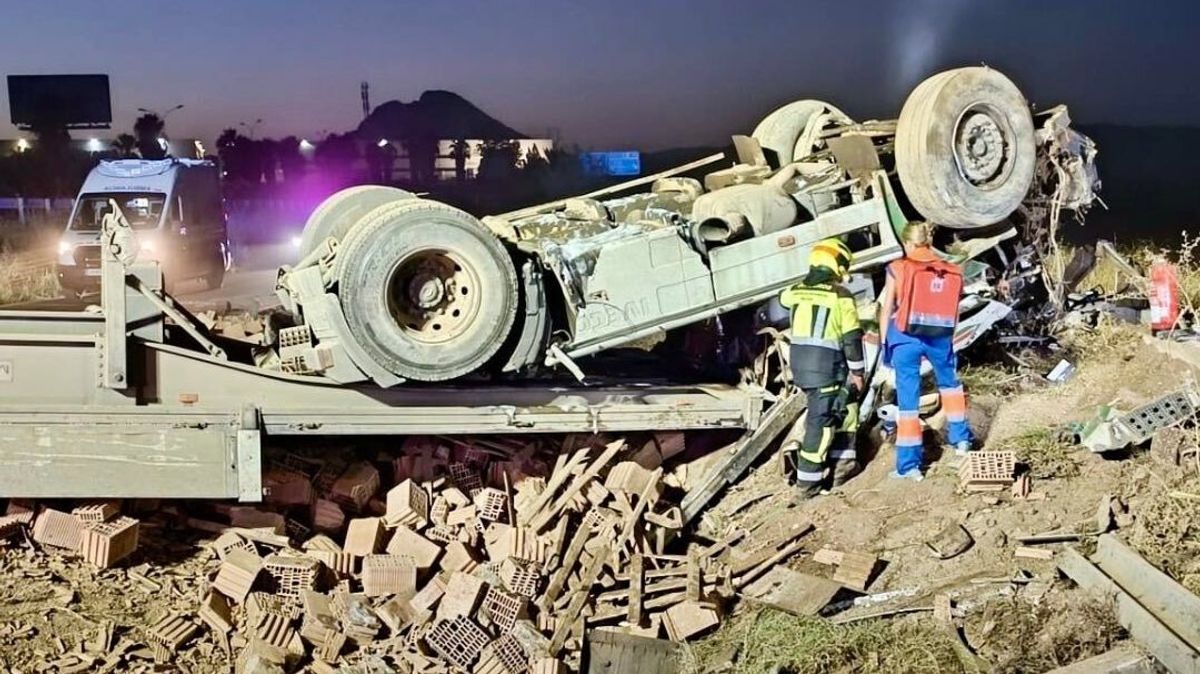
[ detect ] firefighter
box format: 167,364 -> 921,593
779,238 -> 865,498
878,221 -> 974,481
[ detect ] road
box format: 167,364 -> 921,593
1,241 -> 287,314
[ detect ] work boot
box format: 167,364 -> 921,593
888,468 -> 925,482
954,440 -> 973,457
791,483 -> 822,505
831,459 -> 859,488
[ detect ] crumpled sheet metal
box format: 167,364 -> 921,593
1036,105 -> 1101,212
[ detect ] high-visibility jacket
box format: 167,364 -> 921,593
780,281 -> 865,389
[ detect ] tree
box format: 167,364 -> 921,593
276,136 -> 306,183
477,140 -> 520,182
449,138 -> 471,182
110,134 -> 137,158
133,113 -> 166,159
521,144 -> 550,175
314,133 -> 362,186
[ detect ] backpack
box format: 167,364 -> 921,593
892,255 -> 963,337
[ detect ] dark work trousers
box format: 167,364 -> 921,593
793,384 -> 861,496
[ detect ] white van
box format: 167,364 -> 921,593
57,158 -> 229,294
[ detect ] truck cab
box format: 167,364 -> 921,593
57,158 -> 229,295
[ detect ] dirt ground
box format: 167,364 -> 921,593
687,326 -> 1189,673
0,327 -> 1193,674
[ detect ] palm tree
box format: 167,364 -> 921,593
110,134 -> 137,158
133,113 -> 166,159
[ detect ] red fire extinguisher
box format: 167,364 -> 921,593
1149,260 -> 1180,332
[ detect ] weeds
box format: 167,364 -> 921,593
968,594 -> 1125,674
992,427 -> 1079,479
687,609 -> 965,674
0,253 -> 59,305
1129,475 -> 1200,595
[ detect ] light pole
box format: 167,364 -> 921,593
138,104 -> 185,118
240,118 -> 264,139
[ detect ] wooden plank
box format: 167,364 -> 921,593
549,543 -> 611,656
1092,534 -> 1200,650
1043,645 -> 1155,674
739,567 -> 841,616
522,447 -> 589,527
540,523 -> 590,610
1058,548 -> 1200,673
680,393 -> 805,524
586,629 -> 679,674
627,554 -> 643,626
532,440 -> 624,532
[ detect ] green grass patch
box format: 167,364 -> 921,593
687,609 -> 966,674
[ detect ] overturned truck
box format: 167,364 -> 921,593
276,66 -> 1091,386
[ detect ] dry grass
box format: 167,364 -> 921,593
991,426 -> 1080,479
1129,475 -> 1200,595
967,594 -> 1126,674
0,253 -> 59,305
686,608 -> 966,674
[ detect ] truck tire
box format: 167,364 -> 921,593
335,200 -> 519,382
896,67 -> 1036,228
298,185 -> 413,260
752,100 -> 852,168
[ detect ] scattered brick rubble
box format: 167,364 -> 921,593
0,431 -> 846,673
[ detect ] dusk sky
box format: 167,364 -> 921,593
2,0 -> 1197,150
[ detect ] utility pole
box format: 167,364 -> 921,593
361,82 -> 371,119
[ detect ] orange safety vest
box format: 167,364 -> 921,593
889,247 -> 963,337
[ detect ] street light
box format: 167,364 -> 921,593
137,104 -> 185,119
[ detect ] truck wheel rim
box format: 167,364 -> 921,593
953,104 -> 1013,190
385,250 -> 483,345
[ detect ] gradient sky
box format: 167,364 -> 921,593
1,0 -> 1196,150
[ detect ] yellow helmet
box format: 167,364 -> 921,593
809,238 -> 853,277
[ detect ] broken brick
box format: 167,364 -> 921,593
213,549 -> 263,603
71,502 -> 119,524
474,488 -> 508,522
479,586 -> 527,634
385,526 -> 442,570
425,615 -> 490,670
262,554 -> 321,601
31,508 -> 83,551
438,571 -> 485,619
78,516 -> 139,568
476,634 -> 529,674
311,499 -> 346,534
343,517 -> 385,557
330,461 -> 381,511
361,554 -> 418,598
385,480 -> 430,529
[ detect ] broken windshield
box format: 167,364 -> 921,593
70,192 -> 166,231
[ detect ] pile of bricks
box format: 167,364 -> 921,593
1,430 -> 835,673
179,431 -> 753,672
10,500 -> 141,569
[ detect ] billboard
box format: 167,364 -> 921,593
8,75 -> 112,129
581,151 -> 641,177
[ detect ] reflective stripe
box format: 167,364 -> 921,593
897,412 -> 922,445
795,468 -> 825,482
940,386 -> 967,420
791,336 -> 840,350
909,312 -> 957,327
829,449 -> 857,459
813,305 -> 830,342
845,359 -> 865,370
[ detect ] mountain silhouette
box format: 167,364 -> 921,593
357,90 -> 526,143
